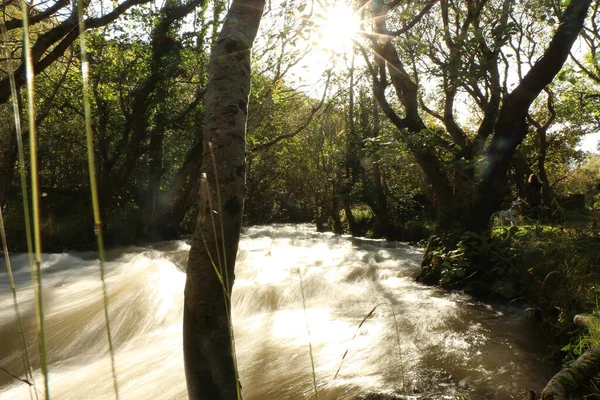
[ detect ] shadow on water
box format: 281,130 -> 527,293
0,224 -> 554,399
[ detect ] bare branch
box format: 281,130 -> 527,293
387,0 -> 438,36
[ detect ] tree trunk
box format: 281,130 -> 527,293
370,89 -> 393,237
464,0 -> 591,233
343,53 -> 360,236
183,0 -> 264,398
511,155 -> 533,200
331,195 -> 344,234
145,118 -> 165,237
537,126 -> 554,206
342,196 -> 358,235
541,347 -> 600,400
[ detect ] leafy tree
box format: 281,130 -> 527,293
556,154 -> 600,209
0,0 -> 155,105
357,0 -> 592,240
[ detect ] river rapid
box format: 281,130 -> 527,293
0,224 -> 554,399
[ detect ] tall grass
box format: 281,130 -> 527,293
77,0 -> 119,397
333,302 -> 406,393
1,1 -> 121,397
0,18 -> 34,268
297,267 -> 318,399
20,0 -> 50,396
0,16 -> 37,400
0,208 -> 37,400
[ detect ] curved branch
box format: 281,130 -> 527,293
4,0 -> 70,31
250,70 -> 334,153
0,0 -> 153,105
387,0 -> 438,36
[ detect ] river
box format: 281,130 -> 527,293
0,224 -> 554,399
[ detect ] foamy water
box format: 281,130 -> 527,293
0,224 -> 553,399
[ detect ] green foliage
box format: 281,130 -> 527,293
422,229 -> 521,298
557,155 -> 600,210
509,224 -> 600,362
421,218 -> 600,384
1,1 -> 217,248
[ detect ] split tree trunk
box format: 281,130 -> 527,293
183,0 -> 265,398
464,0 -> 591,233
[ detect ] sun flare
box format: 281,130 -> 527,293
318,4 -> 361,51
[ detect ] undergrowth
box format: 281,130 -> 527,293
422,220 -> 600,368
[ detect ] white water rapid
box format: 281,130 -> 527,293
0,224 -> 553,399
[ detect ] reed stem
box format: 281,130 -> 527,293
76,0 -> 119,397
0,19 -> 38,400
0,208 -> 37,400
199,168 -> 241,399
0,22 -> 35,271
298,267 -> 319,399
20,0 -> 49,396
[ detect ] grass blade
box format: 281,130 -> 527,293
298,267 -> 318,399
20,0 -> 49,396
0,19 -> 38,400
0,208 -> 37,400
76,0 -> 119,397
333,303 -> 382,380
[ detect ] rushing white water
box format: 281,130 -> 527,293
0,224 -> 553,399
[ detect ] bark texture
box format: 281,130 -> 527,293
183,0 -> 265,398
541,347 -> 600,400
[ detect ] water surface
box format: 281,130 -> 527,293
0,224 -> 553,399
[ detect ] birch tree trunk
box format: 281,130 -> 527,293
183,0 -> 265,398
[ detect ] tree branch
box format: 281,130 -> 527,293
0,0 -> 154,105
4,0 -> 69,31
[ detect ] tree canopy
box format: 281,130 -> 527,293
0,0 -> 597,245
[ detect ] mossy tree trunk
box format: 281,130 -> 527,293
183,0 -> 265,398
541,347 -> 600,400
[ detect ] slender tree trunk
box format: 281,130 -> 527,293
183,0 -> 265,398
370,95 -> 393,237
537,126 -> 554,205
342,198 -> 357,234
331,194 -> 344,234
511,155 -> 533,200
146,123 -> 165,237
171,174 -> 200,228
343,53 -> 360,236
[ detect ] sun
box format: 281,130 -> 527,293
317,4 -> 361,52
287,2 -> 362,87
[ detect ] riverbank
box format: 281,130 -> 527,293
421,219 -> 600,397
